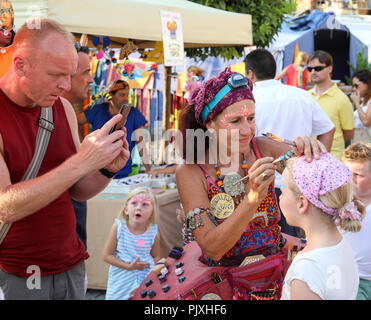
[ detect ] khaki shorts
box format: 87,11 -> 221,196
0,262 -> 86,300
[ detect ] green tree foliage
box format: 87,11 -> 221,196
186,0 -> 296,60
345,46 -> 371,85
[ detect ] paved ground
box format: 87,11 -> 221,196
85,289 -> 106,300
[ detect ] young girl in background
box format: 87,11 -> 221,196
280,153 -> 365,300
184,65 -> 205,100
103,187 -> 160,300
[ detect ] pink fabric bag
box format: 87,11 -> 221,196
131,234 -> 304,300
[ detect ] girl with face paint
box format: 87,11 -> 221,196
177,66 -> 327,269
103,188 -> 160,300
280,154 -> 364,300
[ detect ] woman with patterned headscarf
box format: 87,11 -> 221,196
176,66 -> 327,267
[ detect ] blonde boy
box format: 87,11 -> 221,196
342,142 -> 371,300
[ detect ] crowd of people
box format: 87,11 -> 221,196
0,17 -> 370,301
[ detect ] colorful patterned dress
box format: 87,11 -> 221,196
197,138 -> 281,264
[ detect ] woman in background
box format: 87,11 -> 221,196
275,51 -> 310,90
350,69 -> 371,143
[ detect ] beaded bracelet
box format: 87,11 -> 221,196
183,207 -> 218,242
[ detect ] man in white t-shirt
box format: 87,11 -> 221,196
342,142 -> 371,300
244,49 -> 335,237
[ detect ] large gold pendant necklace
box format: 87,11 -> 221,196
214,159 -> 249,206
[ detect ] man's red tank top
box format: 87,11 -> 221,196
0,89 -> 88,277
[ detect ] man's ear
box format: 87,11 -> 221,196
246,69 -> 256,82
13,56 -> 28,77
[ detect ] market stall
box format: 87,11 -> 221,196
13,0 -> 252,48
268,10 -> 371,82
13,0 -> 253,130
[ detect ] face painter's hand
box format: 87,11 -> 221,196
246,157 -> 276,205
293,136 -> 327,162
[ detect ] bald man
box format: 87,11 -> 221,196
0,19 -> 129,299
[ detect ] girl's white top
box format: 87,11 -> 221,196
281,236 -> 359,300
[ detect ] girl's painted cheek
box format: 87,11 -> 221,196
142,202 -> 153,209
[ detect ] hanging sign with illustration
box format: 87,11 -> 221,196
160,10 -> 185,67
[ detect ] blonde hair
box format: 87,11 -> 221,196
119,187 -> 158,225
285,157 -> 365,232
343,142 -> 371,171
187,65 -> 205,77
294,51 -> 308,66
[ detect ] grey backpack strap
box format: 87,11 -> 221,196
0,107 -> 54,245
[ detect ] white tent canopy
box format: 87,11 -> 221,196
12,0 -> 252,131
13,0 -> 252,48
336,14 -> 371,64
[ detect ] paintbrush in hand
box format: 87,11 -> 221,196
262,132 -> 297,147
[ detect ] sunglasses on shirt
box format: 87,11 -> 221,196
307,65 -> 328,72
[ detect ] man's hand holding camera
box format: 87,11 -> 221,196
77,114 -> 130,175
